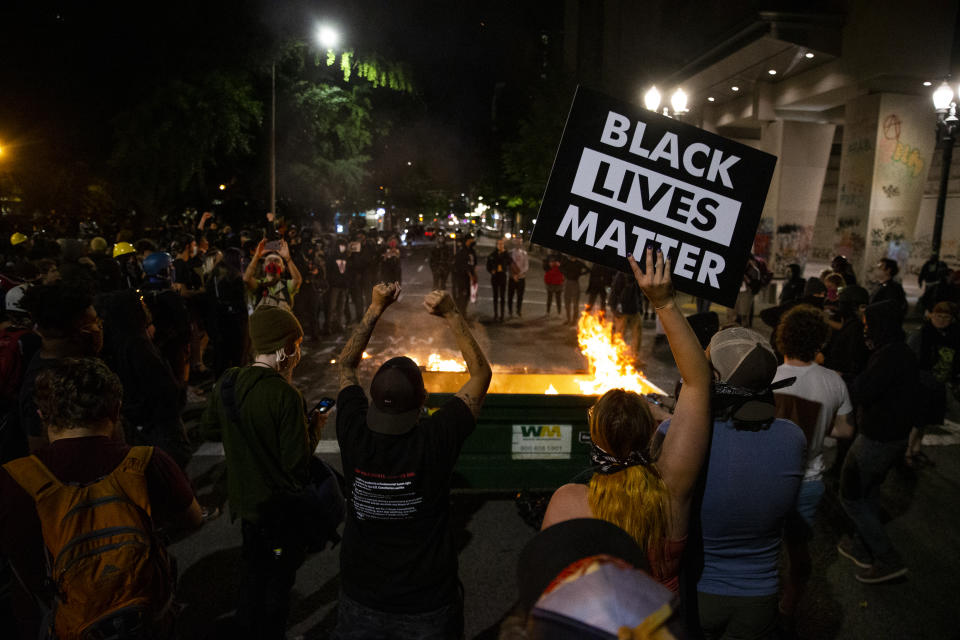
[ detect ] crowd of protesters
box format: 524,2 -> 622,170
0,207 -> 955,640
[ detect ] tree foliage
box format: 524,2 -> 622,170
108,71 -> 262,220
501,77 -> 573,218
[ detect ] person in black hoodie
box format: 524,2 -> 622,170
779,263 -> 806,305
869,258 -> 907,321
96,290 -> 192,468
836,299 -> 918,584
325,239 -> 352,334
905,301 -> 960,467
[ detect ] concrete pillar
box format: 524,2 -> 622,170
744,121 -> 835,274
833,93 -> 935,280
771,121 -> 837,273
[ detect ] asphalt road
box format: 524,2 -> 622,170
177,239 -> 960,639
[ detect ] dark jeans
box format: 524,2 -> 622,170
348,281 -> 365,323
840,434 -> 907,564
697,591 -> 778,640
491,273 -> 507,319
333,590 -> 463,640
545,284 -> 563,314
585,288 -> 605,314
453,274 -> 471,315
508,277 -> 525,315
563,280 -> 581,321
432,270 -> 449,290
236,521 -> 307,640
326,287 -> 348,332
293,283 -> 320,339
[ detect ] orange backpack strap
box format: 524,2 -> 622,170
119,446 -> 154,476
2,455 -> 63,502
110,446 -> 155,517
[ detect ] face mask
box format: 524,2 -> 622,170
265,262 -> 282,275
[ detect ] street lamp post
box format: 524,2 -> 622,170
642,86 -> 689,119
269,24 -> 341,218
931,81 -> 959,258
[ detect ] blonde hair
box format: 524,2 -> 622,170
587,389 -> 672,574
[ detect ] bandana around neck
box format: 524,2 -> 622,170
590,442 -> 650,474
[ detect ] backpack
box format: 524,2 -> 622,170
219,369 -> 344,552
254,279 -> 292,311
0,326 -> 31,404
3,447 -> 176,640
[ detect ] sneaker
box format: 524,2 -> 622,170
837,535 -> 873,569
855,560 -> 908,584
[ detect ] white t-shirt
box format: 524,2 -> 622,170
773,363 -> 852,481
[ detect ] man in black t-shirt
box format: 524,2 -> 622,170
334,284 -> 491,639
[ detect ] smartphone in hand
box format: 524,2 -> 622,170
309,397 -> 336,419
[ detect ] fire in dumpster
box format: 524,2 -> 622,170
414,312 -> 666,396
574,311 -> 667,396
409,352 -> 467,372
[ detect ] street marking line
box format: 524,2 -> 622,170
194,442 -> 225,457
192,440 -> 342,456
316,440 -> 341,454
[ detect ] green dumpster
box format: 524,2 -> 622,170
423,371 -> 609,491
426,391 -> 596,491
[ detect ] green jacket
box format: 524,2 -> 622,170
201,366 -> 320,523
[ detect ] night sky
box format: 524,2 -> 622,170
0,0 -> 563,208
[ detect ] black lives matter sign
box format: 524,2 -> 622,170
531,87 -> 776,307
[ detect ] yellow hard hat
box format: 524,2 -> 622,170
112,241 -> 136,258
10,232 -> 27,246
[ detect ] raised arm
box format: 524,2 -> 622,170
424,290 -> 492,418
628,249 -> 711,532
243,238 -> 266,292
278,240 -> 302,293
338,282 -> 401,391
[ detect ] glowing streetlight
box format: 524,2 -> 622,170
670,88 -> 688,114
643,86 -> 661,112
932,81 -> 954,111
316,24 -> 341,50
930,80 -> 960,257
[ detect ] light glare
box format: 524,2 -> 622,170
316,25 -> 340,50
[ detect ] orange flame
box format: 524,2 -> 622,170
410,352 -> 467,372
574,311 -> 667,396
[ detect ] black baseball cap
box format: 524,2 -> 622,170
518,519 -> 649,611
367,357 -> 426,435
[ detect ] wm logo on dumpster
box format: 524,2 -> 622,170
512,424 -> 573,460
520,425 -> 563,438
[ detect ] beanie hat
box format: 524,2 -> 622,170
249,307 -> 303,355
708,327 -> 778,392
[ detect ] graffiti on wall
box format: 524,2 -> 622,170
752,218 -> 774,263
838,181 -> 868,209
881,184 -> 900,198
773,223 -> 814,272
846,138 -> 873,154
873,216 -> 907,243
878,113 -> 925,179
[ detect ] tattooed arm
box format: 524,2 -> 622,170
338,282 -> 401,391
423,290 -> 492,418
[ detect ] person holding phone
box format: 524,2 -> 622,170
201,306 -> 323,639
243,238 -> 303,312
